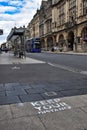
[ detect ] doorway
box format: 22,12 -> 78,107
68,31 -> 74,51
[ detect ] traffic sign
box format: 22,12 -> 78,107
0,29 -> 3,35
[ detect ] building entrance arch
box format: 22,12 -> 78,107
41,39 -> 45,48
47,37 -> 53,50
68,31 -> 74,51
58,34 -> 65,47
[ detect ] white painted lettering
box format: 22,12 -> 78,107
31,102 -> 40,107
53,98 -> 60,102
31,98 -> 71,114
43,105 -> 52,110
34,106 -> 42,111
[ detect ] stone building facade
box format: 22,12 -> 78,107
27,9 -> 40,40
39,0 -> 52,50
52,0 -> 87,52
26,0 -> 87,52
27,0 -> 53,51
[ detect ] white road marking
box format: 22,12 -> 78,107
48,62 -> 87,75
12,66 -> 20,70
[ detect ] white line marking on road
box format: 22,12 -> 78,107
48,62 -> 79,72
48,62 -> 87,75
47,62 -> 56,67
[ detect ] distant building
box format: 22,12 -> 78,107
27,9 -> 40,39
39,0 -> 52,50
26,0 -> 52,50
27,0 -> 87,52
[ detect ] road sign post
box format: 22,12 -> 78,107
0,29 -> 3,35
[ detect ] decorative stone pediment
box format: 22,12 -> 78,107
52,0 -> 61,5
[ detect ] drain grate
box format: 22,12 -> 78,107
44,91 -> 57,96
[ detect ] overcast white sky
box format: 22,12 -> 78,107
0,0 -> 43,45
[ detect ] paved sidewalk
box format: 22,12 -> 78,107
43,50 -> 87,56
0,52 -> 45,64
58,51 -> 87,55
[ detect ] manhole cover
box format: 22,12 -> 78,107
44,91 -> 57,96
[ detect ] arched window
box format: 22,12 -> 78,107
83,0 -> 87,15
59,34 -> 64,47
69,0 -> 76,21
82,27 -> 87,38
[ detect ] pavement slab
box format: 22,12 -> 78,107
12,84 -> 32,90
0,85 -> 5,91
60,89 -> 87,97
25,87 -> 47,94
10,102 -> 38,118
0,96 -> 21,105
0,105 -> 12,121
61,95 -> 87,108
38,108 -> 87,130
0,91 -> 6,97
80,106 -> 87,113
79,95 -> 87,100
0,116 -> 46,130
19,93 -> 44,103
6,89 -> 27,96
41,91 -> 63,100
30,84 -> 47,88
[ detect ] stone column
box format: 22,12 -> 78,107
64,32 -> 68,51
53,35 -> 56,46
44,38 -> 48,51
